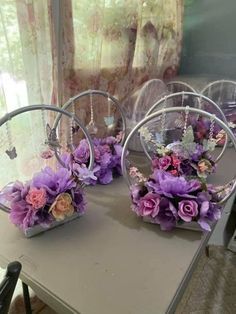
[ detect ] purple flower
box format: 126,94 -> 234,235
104,136 -> 117,145
73,139 -> 90,163
197,191 -> 212,203
154,198 -> 178,231
76,164 -> 98,185
131,185 -> 142,205
178,200 -> 199,222
32,167 -> 76,202
198,201 -> 221,231
72,187 -> 86,214
137,192 -> 160,218
159,156 -> 172,170
196,191 -> 221,231
147,170 -> 200,198
190,144 -> 205,161
97,168 -> 113,185
180,159 -> 195,176
130,184 -> 148,205
151,158 -> 159,169
9,200 -> 38,231
0,181 -> 30,204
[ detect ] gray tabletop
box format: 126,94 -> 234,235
0,148 -> 234,314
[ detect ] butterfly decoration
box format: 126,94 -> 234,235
5,147 -> 17,160
45,124 -> 61,150
104,116 -> 115,129
86,121 -> 98,135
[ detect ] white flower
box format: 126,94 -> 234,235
139,127 -> 152,142
228,122 -> 236,129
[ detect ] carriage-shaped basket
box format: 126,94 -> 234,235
121,105 -> 236,232
0,105 -> 95,237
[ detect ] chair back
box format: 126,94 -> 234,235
0,261 -> 21,314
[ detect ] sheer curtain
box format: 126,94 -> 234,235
0,0 -> 55,187
59,0 -> 184,104
0,0 -> 184,186
0,0 -> 54,116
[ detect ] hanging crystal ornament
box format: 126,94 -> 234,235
104,95 -> 115,130
5,120 -> 17,159
86,92 -> 98,135
40,109 -> 54,159
71,99 -> 80,135
160,96 -> 167,143
68,115 -> 75,152
183,106 -> 190,136
209,114 -> 216,141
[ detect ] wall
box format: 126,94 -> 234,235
180,0 -> 236,79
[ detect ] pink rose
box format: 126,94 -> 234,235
159,156 -> 172,170
171,155 -> 181,169
138,192 -> 160,218
26,187 -> 47,209
178,200 -> 198,222
170,169 -> 178,176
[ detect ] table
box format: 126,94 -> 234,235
0,148 -> 234,314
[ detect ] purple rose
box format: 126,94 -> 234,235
178,200 -> 199,222
138,192 -> 160,218
159,156 -> 172,170
73,140 -> 90,163
154,198 -> 178,231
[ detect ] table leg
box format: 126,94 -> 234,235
22,282 -> 32,314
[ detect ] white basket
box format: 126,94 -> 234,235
23,212 -> 82,238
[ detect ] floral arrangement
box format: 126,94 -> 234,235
129,126 -> 224,231
190,116 -> 226,145
0,166 -> 88,233
62,133 -> 123,185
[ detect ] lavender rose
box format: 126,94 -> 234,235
73,140 -> 90,163
137,192 -> 161,218
178,200 -> 199,222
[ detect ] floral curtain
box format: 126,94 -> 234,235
59,0 -> 184,104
